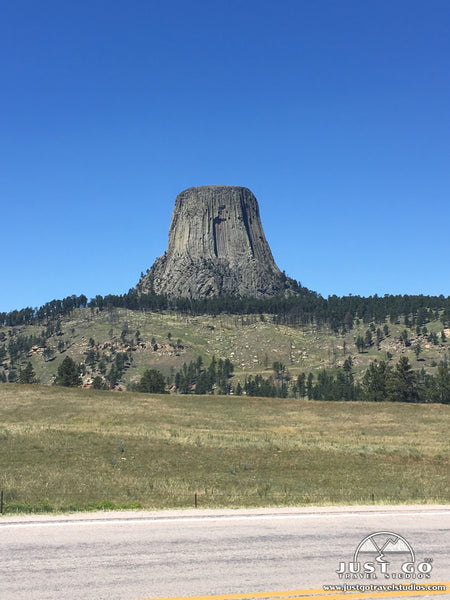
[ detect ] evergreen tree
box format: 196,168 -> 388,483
137,368 -> 166,393
306,372 -> 314,399
429,332 -> 439,345
400,330 -> 410,346
376,328 -> 383,346
19,362 -> 37,384
195,371 -> 211,394
55,356 -> 82,387
361,360 -> 391,402
339,356 -> 355,400
8,369 -> 18,383
296,373 -> 306,398
387,357 -> 418,402
107,363 -> 120,387
91,376 -> 105,390
433,363 -> 450,404
313,370 -> 335,400
414,343 -> 422,361
364,329 -> 373,348
356,335 -> 365,353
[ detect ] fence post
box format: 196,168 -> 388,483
371,493 -> 375,504
194,493 -> 198,508
1,490 -> 3,514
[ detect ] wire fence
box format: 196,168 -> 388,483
1,488 -> 448,515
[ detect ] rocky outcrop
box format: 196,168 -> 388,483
137,185 -> 288,299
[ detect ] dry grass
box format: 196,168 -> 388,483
0,384 -> 448,513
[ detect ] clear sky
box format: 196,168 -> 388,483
1,0 -> 449,313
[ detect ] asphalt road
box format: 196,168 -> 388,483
0,506 -> 449,600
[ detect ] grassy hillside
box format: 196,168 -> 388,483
0,384 -> 448,513
1,306 -> 449,390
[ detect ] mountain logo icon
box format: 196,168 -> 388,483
354,531 -> 415,565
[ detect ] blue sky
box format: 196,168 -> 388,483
1,0 -> 449,312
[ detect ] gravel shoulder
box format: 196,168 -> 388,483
1,503 -> 448,525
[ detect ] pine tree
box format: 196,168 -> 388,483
362,360 -> 391,402
433,363 -> 450,404
387,357 -> 418,402
356,335 -> 365,353
137,368 -> 166,393
55,356 -> 82,387
296,373 -> 306,398
306,373 -> 314,400
19,362 -> 37,384
91,376 -> 105,390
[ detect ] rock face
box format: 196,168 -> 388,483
137,185 -> 288,299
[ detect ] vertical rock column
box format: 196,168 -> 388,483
137,185 -> 285,298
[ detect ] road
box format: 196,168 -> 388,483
0,506 -> 449,600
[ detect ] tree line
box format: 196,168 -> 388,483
2,287 -> 450,333
12,353 -> 446,404
239,356 -> 450,404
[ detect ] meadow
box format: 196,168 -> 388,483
0,384 -> 448,513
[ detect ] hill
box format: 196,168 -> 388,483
1,295 -> 449,401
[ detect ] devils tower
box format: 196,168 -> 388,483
137,185 -> 288,299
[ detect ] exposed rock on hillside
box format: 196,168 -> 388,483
137,185 -> 288,298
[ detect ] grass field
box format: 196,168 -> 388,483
0,384 -> 448,513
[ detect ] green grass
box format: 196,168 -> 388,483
0,384 -> 448,513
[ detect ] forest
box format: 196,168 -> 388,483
2,283 -> 450,332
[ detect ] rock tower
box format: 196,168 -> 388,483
137,185 -> 287,298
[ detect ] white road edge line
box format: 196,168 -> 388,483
1,510 -> 449,528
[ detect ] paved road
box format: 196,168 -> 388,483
0,506 -> 449,600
